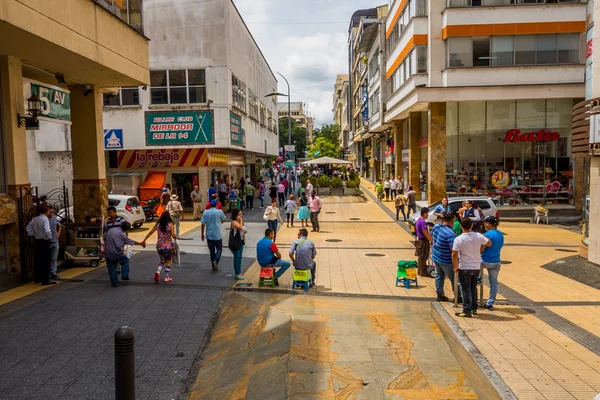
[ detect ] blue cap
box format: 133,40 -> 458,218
210,200 -> 217,207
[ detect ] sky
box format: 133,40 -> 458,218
232,0 -> 387,128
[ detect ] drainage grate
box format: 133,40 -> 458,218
325,239 -> 343,243
235,283 -> 253,287
555,249 -> 577,253
349,218 -> 361,221
365,253 -> 386,257
501,261 -> 512,265
325,212 -> 336,214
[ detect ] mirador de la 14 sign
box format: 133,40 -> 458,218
145,110 -> 214,146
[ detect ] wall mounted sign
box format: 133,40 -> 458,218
104,129 -> 123,149
491,171 -> 510,189
229,111 -> 244,147
401,149 -> 410,163
145,110 -> 214,146
29,82 -> 71,122
117,149 -> 209,168
418,137 -> 428,148
361,85 -> 369,126
502,129 -> 559,143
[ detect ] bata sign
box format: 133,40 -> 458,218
502,129 -> 559,143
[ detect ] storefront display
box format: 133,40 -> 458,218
446,99 -> 576,205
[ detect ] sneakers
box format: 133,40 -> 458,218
274,277 -> 280,286
483,304 -> 494,311
164,277 -> 172,282
436,295 -> 450,302
212,261 -> 218,271
455,312 -> 472,318
472,309 -> 478,316
234,275 -> 245,280
121,276 -> 130,281
154,271 -> 160,283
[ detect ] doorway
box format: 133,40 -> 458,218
171,173 -> 198,208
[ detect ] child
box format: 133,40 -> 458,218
375,179 -> 384,201
285,195 -> 298,228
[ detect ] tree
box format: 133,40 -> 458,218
278,117 -> 308,158
307,136 -> 340,159
313,124 -> 341,148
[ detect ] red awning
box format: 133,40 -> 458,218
139,171 -> 166,203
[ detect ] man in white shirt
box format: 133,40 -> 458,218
389,176 -> 398,200
452,218 -> 491,318
26,205 -> 55,285
305,180 -> 314,196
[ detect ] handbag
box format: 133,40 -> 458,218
228,228 -> 242,251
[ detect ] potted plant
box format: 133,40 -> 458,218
330,177 -> 344,196
316,175 -> 331,196
344,177 -> 361,196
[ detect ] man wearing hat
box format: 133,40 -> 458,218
167,194 -> 184,239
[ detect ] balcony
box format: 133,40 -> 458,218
447,0 -> 584,7
95,0 -> 143,34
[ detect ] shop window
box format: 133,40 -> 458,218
514,35 -> 536,65
447,37 -> 472,67
536,35 -> 558,64
491,36 -> 513,66
473,37 -> 490,67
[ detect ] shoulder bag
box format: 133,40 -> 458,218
228,227 -> 242,251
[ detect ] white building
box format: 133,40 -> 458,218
102,0 -> 279,206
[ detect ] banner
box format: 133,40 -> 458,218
146,111 -> 214,146
30,83 -> 71,122
230,111 -> 244,147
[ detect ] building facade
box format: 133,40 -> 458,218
103,0 -> 279,207
278,101 -> 309,128
381,0 -> 586,205
333,74 -> 350,158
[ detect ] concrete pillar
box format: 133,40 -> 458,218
394,121 -> 403,182
69,85 -> 108,222
428,103 -> 446,203
573,157 -> 585,214
408,112 -> 422,197
589,157 -> 600,265
0,56 -> 29,274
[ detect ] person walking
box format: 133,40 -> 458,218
104,206 -> 125,231
142,212 -> 176,283
201,199 -> 227,271
395,177 -> 403,195
305,179 -> 313,196
264,201 -> 283,242
431,213 -> 457,302
244,182 -> 255,210
218,180 -> 227,206
48,208 -> 62,280
390,176 -> 398,200
395,193 -> 406,221
384,177 -> 391,201
277,182 -> 286,206
26,205 -> 55,285
167,194 -> 184,239
406,186 -> 417,218
309,192 -> 322,232
269,182 -> 278,204
452,218 -> 491,317
104,222 -> 145,287
375,179 -> 384,201
190,185 -> 203,221
282,177 -> 289,197
229,208 -> 247,280
258,180 -> 265,208
285,195 -> 298,228
297,192 -> 310,227
289,228 -> 318,287
256,228 -> 291,286
481,216 -> 504,311
415,207 -> 432,277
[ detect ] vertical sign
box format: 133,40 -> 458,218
230,111 -> 244,147
361,85 -> 369,127
586,28 -> 593,100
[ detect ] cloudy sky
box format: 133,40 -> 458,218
232,0 -> 387,127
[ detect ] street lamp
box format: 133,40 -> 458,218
265,72 -> 291,147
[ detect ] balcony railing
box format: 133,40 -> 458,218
95,0 -> 143,34
448,0 -> 583,7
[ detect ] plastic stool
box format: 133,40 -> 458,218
258,266 -> 276,287
292,269 -> 312,292
396,267 -> 418,289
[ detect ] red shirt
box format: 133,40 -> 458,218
205,201 -> 223,210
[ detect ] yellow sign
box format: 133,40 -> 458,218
491,170 -> 510,189
293,269 -> 311,281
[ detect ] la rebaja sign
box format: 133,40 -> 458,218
145,111 -> 214,146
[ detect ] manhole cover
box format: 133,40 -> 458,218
325,239 -> 343,243
235,283 -> 253,287
326,212 -> 336,214
350,218 -> 361,221
365,253 -> 385,257
500,261 -> 512,265
555,249 -> 577,253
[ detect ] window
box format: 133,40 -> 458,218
537,35 -> 557,64
260,104 -> 267,126
473,37 -> 491,66
371,89 -> 381,114
232,75 -> 247,113
150,69 -> 207,105
448,37 -> 472,67
417,45 -> 427,72
369,52 -> 380,80
514,35 -> 536,65
248,90 -> 259,121
491,36 -> 513,66
557,34 -> 579,64
103,87 -> 140,107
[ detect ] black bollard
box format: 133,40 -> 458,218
114,326 -> 135,400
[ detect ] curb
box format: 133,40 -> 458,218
431,302 -> 517,400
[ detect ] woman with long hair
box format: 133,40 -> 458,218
142,211 -> 176,283
297,191 -> 310,227
230,209 -> 247,280
263,200 -> 283,242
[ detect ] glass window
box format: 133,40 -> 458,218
491,36 -> 513,66
557,34 -> 579,64
473,37 -> 490,67
417,45 -> 427,73
150,70 -> 167,87
120,87 -> 139,106
514,35 -> 536,65
536,35 -> 557,64
103,92 -> 120,106
169,70 -> 186,86
189,87 -> 206,103
447,37 -> 472,67
150,69 -> 206,104
188,69 -> 206,85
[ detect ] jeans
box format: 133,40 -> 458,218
267,219 -> 279,241
246,195 -> 254,209
407,204 -> 417,218
310,211 -> 320,231
278,192 -> 285,206
458,269 -> 479,314
434,261 -> 454,297
106,256 -> 130,285
232,245 -> 244,275
286,213 -> 295,225
391,189 -> 397,199
273,259 -> 291,279
384,188 -> 390,200
395,205 -> 406,221
482,262 -> 501,306
172,217 -> 181,238
206,239 -> 223,264
259,193 -> 264,207
50,241 -> 59,275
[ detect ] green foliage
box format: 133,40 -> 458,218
316,175 -> 331,188
279,118 -> 308,158
330,177 -> 343,188
345,178 -> 360,189
300,170 -> 310,187
307,137 -> 340,159
349,169 -> 358,181
313,124 -> 341,148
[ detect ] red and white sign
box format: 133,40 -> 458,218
587,38 -> 593,59
502,129 -> 559,143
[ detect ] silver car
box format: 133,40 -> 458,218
408,197 -> 499,231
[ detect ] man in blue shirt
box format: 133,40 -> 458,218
48,209 -> 62,280
256,228 -> 291,286
431,213 -> 457,302
201,201 -> 226,271
482,216 -> 504,311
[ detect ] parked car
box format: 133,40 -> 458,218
108,195 -> 145,229
408,197 -> 499,232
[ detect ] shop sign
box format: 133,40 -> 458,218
362,85 -> 369,127
419,137 -> 428,148
502,129 -> 559,143
385,155 -> 394,164
30,83 -> 71,122
491,171 -> 510,189
401,149 -> 410,163
230,111 -> 245,147
586,28 -> 593,100
104,129 -> 123,149
117,149 -> 209,168
145,110 -> 214,146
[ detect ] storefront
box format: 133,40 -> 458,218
445,99 -> 578,206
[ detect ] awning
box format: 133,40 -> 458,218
300,157 -> 353,165
139,171 -> 166,203
357,24 -> 378,54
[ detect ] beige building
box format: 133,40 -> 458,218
279,101 -> 308,128
0,0 -> 149,277
333,74 -> 349,153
